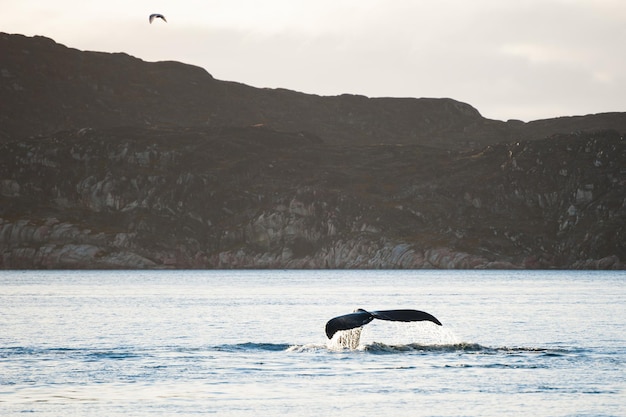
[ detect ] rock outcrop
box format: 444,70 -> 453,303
1,126 -> 623,269
1,33 -> 624,269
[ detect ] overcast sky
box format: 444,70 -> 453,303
2,0 -> 624,121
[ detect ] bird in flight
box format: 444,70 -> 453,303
149,14 -> 167,24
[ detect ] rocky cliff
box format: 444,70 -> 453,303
1,33 -> 624,269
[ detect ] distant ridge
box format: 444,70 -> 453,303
0,32 -> 624,270
1,32 -> 624,149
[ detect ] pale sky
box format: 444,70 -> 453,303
2,0 -> 625,121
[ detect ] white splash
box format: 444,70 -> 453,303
327,327 -> 363,350
327,321 -> 460,350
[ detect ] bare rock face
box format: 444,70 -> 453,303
0,33 -> 624,269
0,126 -> 623,269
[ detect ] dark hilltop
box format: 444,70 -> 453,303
1,32 -> 624,269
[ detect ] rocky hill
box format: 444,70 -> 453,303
1,32 -> 624,269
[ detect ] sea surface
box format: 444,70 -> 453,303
0,270 -> 624,416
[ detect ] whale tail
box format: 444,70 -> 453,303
325,308 -> 442,339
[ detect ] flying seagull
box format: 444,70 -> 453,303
149,14 -> 167,24
325,308 -> 442,339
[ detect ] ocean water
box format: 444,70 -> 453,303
0,269 -> 624,416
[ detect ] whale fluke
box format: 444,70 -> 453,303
325,308 -> 442,339
149,14 -> 167,24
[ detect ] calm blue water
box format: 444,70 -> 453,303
1,270 -> 624,416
